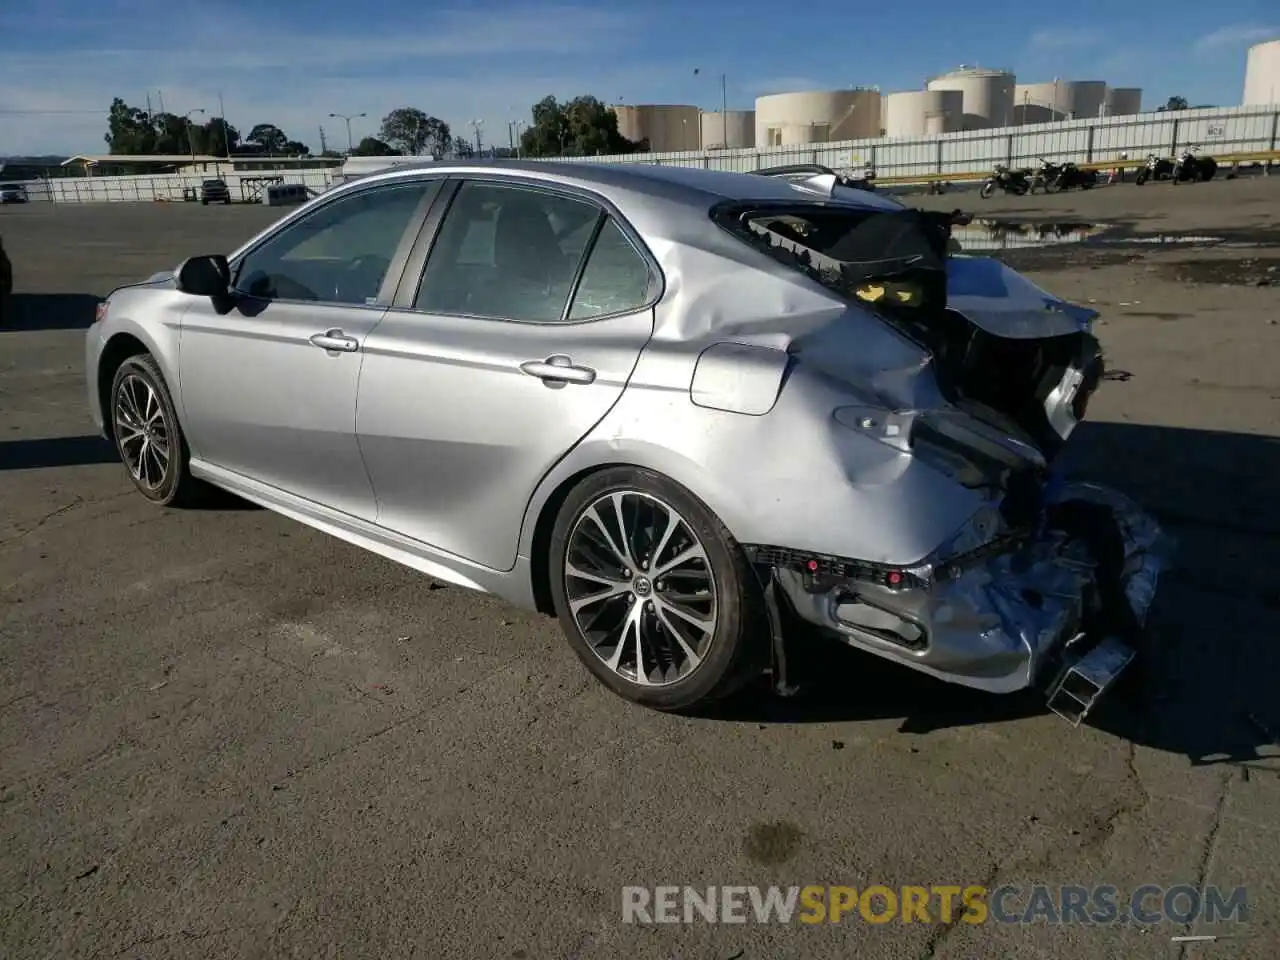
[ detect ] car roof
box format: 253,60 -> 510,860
349,158 -> 900,213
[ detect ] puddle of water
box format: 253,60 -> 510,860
954,219 -> 1280,254
1161,257 -> 1280,286
953,219 -> 1106,251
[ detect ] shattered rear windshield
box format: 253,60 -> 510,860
712,201 -> 954,313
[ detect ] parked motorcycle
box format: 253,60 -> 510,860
1134,154 -> 1173,185
1171,147 -> 1217,184
1035,159 -> 1098,192
979,165 -> 1032,199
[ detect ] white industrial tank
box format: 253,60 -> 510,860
1104,87 -> 1143,116
612,104 -> 700,152
1014,80 -> 1107,122
883,90 -> 963,137
926,66 -> 1016,129
699,110 -> 755,149
754,89 -> 883,146
1243,39 -> 1280,105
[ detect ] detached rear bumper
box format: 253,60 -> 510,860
762,481 -> 1170,700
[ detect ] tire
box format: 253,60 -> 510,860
1044,177 -> 1063,194
1135,172 -> 1147,186
109,354 -> 203,507
979,181 -> 996,200
201,198 -> 209,205
548,467 -> 767,711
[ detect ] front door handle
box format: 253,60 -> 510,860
520,355 -> 596,385
309,329 -> 359,353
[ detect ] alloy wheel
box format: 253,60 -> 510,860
114,373 -> 171,492
564,491 -> 717,687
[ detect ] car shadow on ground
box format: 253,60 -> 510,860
0,434 -> 116,470
707,421 -> 1280,771
2,293 -> 101,331
0,434 -> 259,510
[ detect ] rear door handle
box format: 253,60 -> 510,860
309,329 -> 359,353
520,355 -> 596,385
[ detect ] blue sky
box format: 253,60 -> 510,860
0,0 -> 1275,155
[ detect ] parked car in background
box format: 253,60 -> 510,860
200,179 -> 232,205
84,160 -> 1167,722
0,182 -> 29,204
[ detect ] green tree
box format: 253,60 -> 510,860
379,108 -> 451,157
452,135 -> 475,158
105,98 -> 157,154
245,123 -> 288,154
350,136 -> 399,156
1157,95 -> 1189,112
519,96 -> 642,157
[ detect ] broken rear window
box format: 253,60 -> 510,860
711,201 -> 957,316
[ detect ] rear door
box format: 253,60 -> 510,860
355,177 -> 660,571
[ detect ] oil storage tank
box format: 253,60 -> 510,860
754,89 -> 883,146
926,66 -> 1016,129
1243,39 -> 1280,104
612,104 -> 700,152
1104,87 -> 1143,116
1014,80 -> 1106,123
699,110 -> 755,149
883,89 -> 963,137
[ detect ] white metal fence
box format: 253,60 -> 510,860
539,104 -> 1280,180
8,105 -> 1277,204
28,169 -> 335,203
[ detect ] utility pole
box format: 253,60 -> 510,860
218,92 -> 231,158
721,73 -> 728,150
319,125 -> 328,155
470,119 -> 484,154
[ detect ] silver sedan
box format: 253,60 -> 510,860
85,161 -> 1168,720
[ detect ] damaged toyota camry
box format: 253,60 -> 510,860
85,160 -> 1169,722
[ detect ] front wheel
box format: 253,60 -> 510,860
979,180 -> 996,200
109,355 -> 203,506
548,467 -> 767,711
1135,171 -> 1148,186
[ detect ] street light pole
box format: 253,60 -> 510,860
469,119 -> 484,155
721,73 -> 728,150
183,108 -> 206,166
328,112 -> 367,154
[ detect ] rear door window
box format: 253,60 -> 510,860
413,181 -> 601,323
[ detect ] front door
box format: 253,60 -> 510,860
178,178 -> 440,520
356,178 -> 659,570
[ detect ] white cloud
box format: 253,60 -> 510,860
1194,23 -> 1278,54
0,3 -> 665,155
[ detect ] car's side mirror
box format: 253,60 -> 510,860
176,254 -> 231,297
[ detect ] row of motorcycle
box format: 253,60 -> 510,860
980,148 -> 1218,198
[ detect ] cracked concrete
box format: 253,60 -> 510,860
2,180 -> 1279,959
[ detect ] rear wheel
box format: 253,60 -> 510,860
1044,176 -> 1064,194
979,181 -> 996,200
548,467 -> 766,711
109,355 -> 203,506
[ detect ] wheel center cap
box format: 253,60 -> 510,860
632,576 -> 653,598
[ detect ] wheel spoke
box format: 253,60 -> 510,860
652,604 -> 703,670
653,544 -> 705,578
